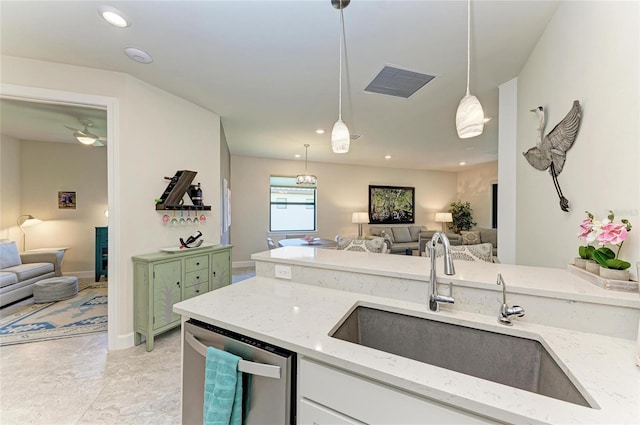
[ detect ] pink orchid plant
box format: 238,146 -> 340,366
580,210 -> 633,270
577,211 -> 596,260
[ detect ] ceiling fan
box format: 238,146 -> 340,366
65,118 -> 107,147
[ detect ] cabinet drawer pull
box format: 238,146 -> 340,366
195,289 -> 200,293
196,262 -> 200,266
196,276 -> 200,280
176,281 -> 180,287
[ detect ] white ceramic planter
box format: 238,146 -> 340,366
574,257 -> 588,269
599,267 -> 630,281
585,260 -> 600,275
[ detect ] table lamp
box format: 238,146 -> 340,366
352,212 -> 369,238
434,212 -> 453,233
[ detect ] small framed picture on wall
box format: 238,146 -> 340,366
58,191 -> 77,209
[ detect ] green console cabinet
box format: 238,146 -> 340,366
132,244 -> 232,351
95,226 -> 108,282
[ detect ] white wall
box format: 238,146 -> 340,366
515,1 -> 639,277
18,140 -> 107,273
456,162 -> 498,229
230,155 -> 458,263
0,134 -> 21,241
497,78 -> 518,265
1,55 -> 223,347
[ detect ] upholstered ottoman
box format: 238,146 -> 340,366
33,276 -> 79,303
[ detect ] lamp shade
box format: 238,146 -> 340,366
18,215 -> 42,228
455,94 -> 485,139
434,212 -> 453,223
352,212 -> 369,224
331,119 -> 350,153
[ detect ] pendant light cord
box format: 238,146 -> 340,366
304,144 -> 309,171
338,1 -> 345,120
465,0 -> 471,96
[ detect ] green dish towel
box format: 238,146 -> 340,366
204,346 -> 243,425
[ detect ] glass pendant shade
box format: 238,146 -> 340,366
331,119 -> 350,153
456,94 -> 485,138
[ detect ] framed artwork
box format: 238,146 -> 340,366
368,185 -> 415,224
58,191 -> 76,209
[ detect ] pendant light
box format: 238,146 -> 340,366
456,0 -> 485,139
331,0 -> 350,153
296,144 -> 317,185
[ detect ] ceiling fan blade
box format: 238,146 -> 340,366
92,140 -> 105,147
64,125 -> 81,132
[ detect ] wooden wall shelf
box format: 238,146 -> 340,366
155,204 -> 212,211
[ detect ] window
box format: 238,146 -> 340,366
269,176 -> 317,232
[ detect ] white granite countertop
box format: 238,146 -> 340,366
175,275 -> 640,424
254,247 -> 640,308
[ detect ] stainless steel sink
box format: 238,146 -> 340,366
330,306 -> 593,408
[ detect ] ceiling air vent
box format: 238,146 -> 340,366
364,65 -> 436,98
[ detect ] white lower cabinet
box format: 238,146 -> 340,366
298,357 -> 494,425
299,399 -> 365,425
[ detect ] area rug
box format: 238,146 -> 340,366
0,282 -> 107,346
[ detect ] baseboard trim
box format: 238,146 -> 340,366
109,331 -> 134,351
233,260 -> 255,269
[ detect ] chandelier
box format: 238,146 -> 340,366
296,144 -> 317,185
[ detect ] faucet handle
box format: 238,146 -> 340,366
509,305 -> 525,318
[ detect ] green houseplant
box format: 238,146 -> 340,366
448,201 -> 476,234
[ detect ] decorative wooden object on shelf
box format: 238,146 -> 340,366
132,244 -> 232,351
155,170 -> 212,211
568,263 -> 638,293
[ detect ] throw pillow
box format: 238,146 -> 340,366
0,241 -> 22,269
370,226 -> 394,243
422,243 -> 493,263
337,237 -> 385,253
461,230 -> 481,245
408,226 -> 427,242
391,227 -> 412,243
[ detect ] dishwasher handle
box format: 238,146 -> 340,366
185,330 -> 282,379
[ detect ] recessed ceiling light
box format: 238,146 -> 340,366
98,6 -> 129,28
385,155 -> 392,160
459,161 -> 466,166
294,154 -> 301,158
124,47 -> 153,64
315,129 -> 325,134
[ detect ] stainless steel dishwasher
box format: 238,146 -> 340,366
182,319 -> 296,425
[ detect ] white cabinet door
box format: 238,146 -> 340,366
299,399 -> 365,425
299,357 -> 494,424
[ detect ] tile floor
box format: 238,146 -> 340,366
0,267 -> 256,424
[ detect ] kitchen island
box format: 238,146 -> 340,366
174,247 -> 640,424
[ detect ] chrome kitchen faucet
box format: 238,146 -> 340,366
497,274 -> 525,325
428,232 -> 455,311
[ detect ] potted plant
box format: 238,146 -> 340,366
576,211 -> 597,269
448,201 -> 476,234
590,211 -> 633,280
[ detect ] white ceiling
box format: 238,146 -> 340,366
0,0 -> 559,171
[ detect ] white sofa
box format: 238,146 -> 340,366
0,240 -> 63,307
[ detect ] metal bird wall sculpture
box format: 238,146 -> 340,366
523,100 -> 582,212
